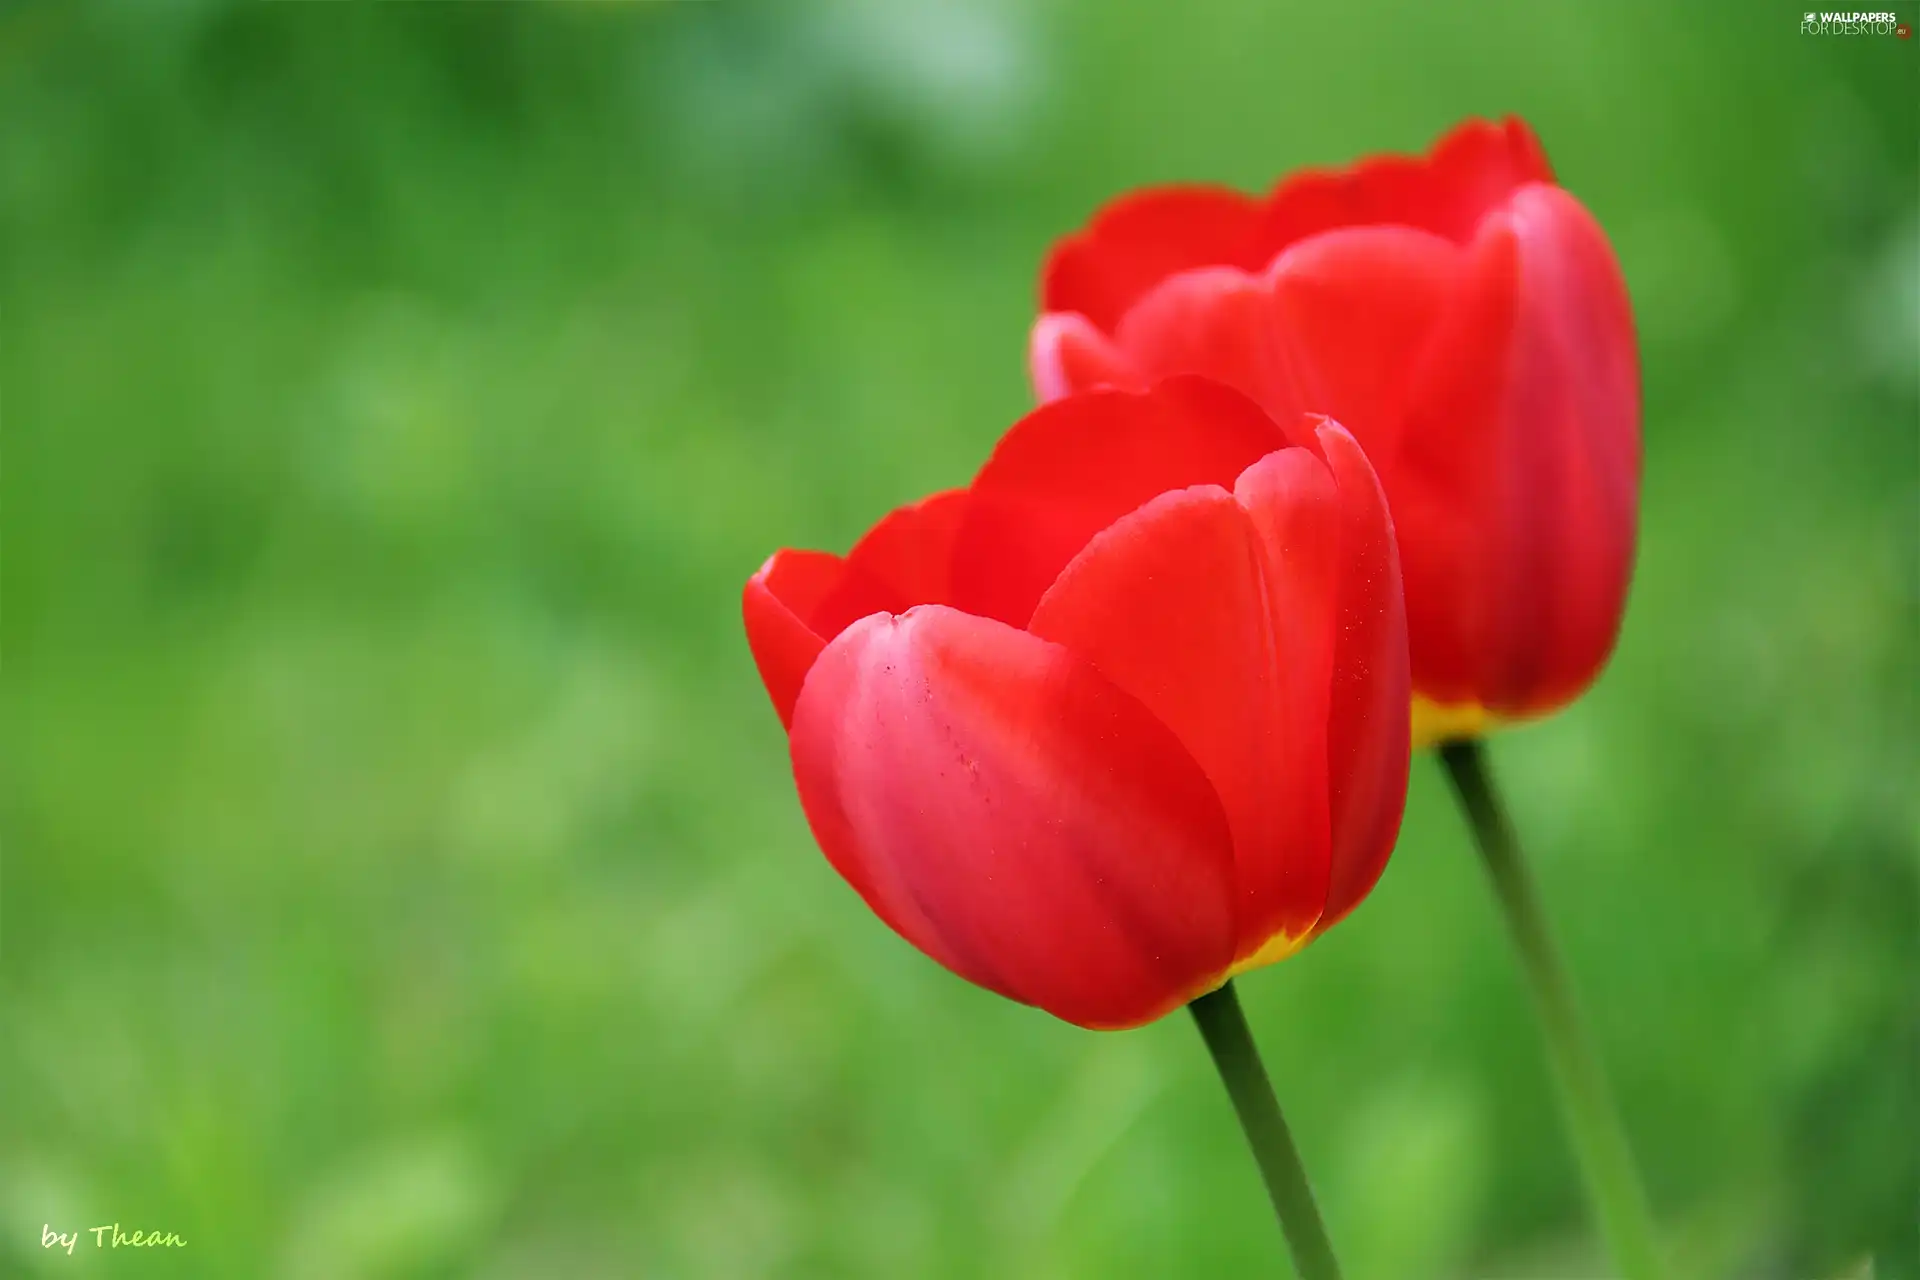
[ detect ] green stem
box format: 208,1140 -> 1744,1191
1438,738 -> 1670,1280
1189,980 -> 1343,1280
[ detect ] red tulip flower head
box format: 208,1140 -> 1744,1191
1032,117 -> 1640,746
744,380 -> 1410,1029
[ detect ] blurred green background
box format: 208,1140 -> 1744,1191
4,1 -> 1914,1277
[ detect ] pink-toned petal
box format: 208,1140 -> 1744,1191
1395,183 -> 1639,715
1029,479 -> 1337,958
1041,185 -> 1272,334
1311,421 -> 1411,927
1497,184 -> 1639,713
950,378 -> 1292,628
1030,312 -> 1145,402
1450,185 -> 1637,713
789,606 -> 1238,1029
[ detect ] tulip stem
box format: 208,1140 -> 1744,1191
1438,738 -> 1669,1280
1188,980 -> 1343,1280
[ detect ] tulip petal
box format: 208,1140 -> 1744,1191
1112,227 -> 1461,461
1264,116 -> 1554,251
809,487 -> 971,638
1029,477 -> 1337,958
1426,116 -> 1555,223
1030,312 -> 1143,402
747,490 -> 978,727
847,488 -> 970,606
1263,229 -> 1463,464
1383,245 -> 1510,707
1041,186 -> 1271,334
1395,183 -> 1638,713
1035,118 -> 1551,347
1111,268 -> 1296,421
1311,421 -> 1411,926
951,379 -> 1294,629
789,606 -> 1239,1029
744,550 -> 857,729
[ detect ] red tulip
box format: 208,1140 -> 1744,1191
1031,117 -> 1639,746
744,379 -> 1409,1029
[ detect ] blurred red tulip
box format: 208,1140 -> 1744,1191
744,379 -> 1410,1029
1031,117 -> 1640,746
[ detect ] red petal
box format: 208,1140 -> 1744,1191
1029,477 -> 1337,957
951,379 -> 1292,629
1041,186 -> 1271,334
1262,229 -> 1463,464
1030,312 -> 1144,402
1111,268 -> 1300,423
1112,227 -> 1462,462
1263,157 -> 1432,252
834,487 -> 969,616
788,606 -> 1238,1029
1035,118 -> 1553,345
747,491 -> 974,728
1311,422 -> 1411,927
1491,185 -> 1638,711
1417,115 -> 1556,240
1394,184 -> 1638,714
743,550 -> 851,730
1263,116 -> 1555,251
1388,214 -> 1520,706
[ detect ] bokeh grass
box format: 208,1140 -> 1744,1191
3,2 -> 1914,1277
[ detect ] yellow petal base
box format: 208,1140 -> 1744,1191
1196,695 -> 1514,996
1227,925 -> 1315,978
1411,695 -> 1502,750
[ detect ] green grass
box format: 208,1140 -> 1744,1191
3,2 -> 1914,1276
